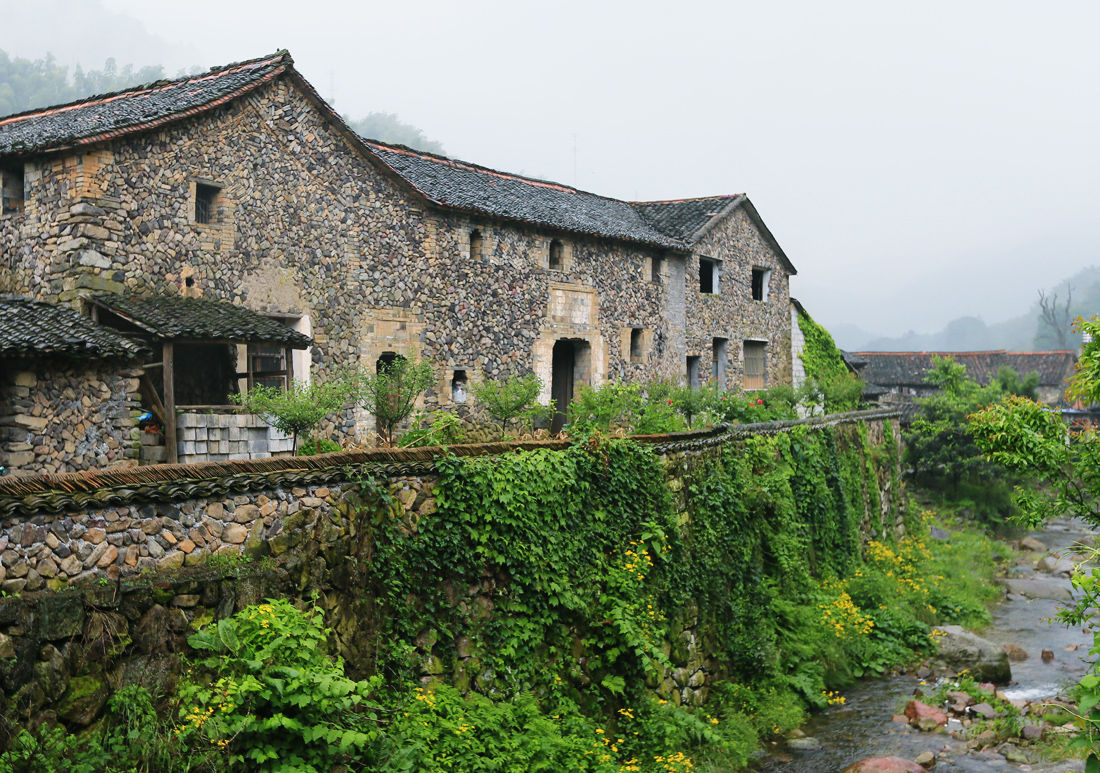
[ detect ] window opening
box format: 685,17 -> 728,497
686,356 -> 701,389
195,182 -> 219,224
1,163 -> 25,215
451,370 -> 468,403
630,328 -> 643,362
549,239 -> 564,270
650,255 -> 663,283
751,267 -> 771,301
248,344 -> 288,390
699,258 -> 719,294
469,229 -> 484,262
743,341 -> 767,390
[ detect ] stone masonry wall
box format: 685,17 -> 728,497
0,360 -> 141,475
686,207 -> 793,390
0,409 -> 900,731
2,72 -> 793,455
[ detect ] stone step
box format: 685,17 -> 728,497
139,445 -> 167,464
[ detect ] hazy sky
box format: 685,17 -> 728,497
4,0 -> 1098,340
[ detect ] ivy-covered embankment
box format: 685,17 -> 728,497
0,410 -> 1007,770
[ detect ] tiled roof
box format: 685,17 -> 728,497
92,294 -> 311,347
0,297 -> 146,359
363,141 -> 685,249
631,195 -> 741,242
852,350 -> 1077,388
0,52 -> 291,157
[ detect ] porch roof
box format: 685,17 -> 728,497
92,294 -> 311,347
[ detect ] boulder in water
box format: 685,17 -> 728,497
1018,536 -> 1047,552
1001,643 -> 1029,661
934,625 -> 1012,683
904,699 -> 947,731
842,757 -> 925,773
1000,578 -> 1072,600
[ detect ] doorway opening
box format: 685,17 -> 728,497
550,339 -> 591,434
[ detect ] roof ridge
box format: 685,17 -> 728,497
630,194 -> 742,205
365,139 -> 593,195
0,50 -> 291,127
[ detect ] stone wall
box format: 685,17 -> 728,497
686,207 -> 793,390
0,359 -> 141,476
0,409 -> 901,732
2,71 -> 793,456
176,411 -> 293,464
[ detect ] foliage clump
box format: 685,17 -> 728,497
233,377 -> 352,454
797,308 -> 864,413
356,358 -> 434,446
469,373 -> 550,439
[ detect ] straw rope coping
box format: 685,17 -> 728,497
0,408 -> 900,502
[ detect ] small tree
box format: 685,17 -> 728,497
356,358 -> 434,446
471,373 -> 550,439
233,377 -> 351,454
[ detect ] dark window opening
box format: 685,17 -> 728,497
650,255 -> 663,283
686,356 -> 701,389
451,369 -> 468,403
549,239 -> 564,270
751,267 -> 769,301
195,182 -> 220,225
1,163 -> 25,215
699,258 -> 719,294
469,229 -> 484,262
630,328 -> 643,362
744,341 -> 767,390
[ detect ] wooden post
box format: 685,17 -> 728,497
163,341 -> 177,464
285,346 -> 294,388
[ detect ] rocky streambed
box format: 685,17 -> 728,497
752,518 -> 1096,773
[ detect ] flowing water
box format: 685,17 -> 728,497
752,519 -> 1095,773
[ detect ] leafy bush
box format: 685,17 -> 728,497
0,685 -> 173,773
398,409 -> 468,447
470,373 -> 550,439
176,599 -> 383,772
567,381 -> 683,436
233,376 -> 352,453
383,685 -> 617,773
297,437 -> 341,455
355,358 -> 434,446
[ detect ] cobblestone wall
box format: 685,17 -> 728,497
0,360 -> 141,475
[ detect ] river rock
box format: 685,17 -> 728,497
1037,555 -> 1077,575
904,699 -> 947,731
1002,643 -> 1029,661
842,757 -> 924,773
1018,536 -> 1047,552
1000,578 -> 1072,600
1021,724 -> 1045,741
913,751 -> 936,769
934,625 -> 1012,683
970,701 -> 997,719
787,737 -> 820,750
946,689 -> 974,712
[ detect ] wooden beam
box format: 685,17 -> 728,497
285,346 -> 294,388
138,373 -> 168,426
163,341 -> 177,464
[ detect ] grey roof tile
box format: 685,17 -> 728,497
0,52 -> 290,157
93,294 -> 311,347
0,296 -> 146,359
631,196 -> 740,242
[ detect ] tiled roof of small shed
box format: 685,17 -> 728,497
363,141 -> 685,249
630,195 -> 741,242
853,350 -> 1077,388
0,52 -> 291,157
92,294 -> 311,347
0,297 -> 146,359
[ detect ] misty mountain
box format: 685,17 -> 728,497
848,266 -> 1100,352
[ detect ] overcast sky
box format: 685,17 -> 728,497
4,0 -> 1098,341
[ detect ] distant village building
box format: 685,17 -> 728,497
0,51 -> 797,474
851,350 -> 1077,406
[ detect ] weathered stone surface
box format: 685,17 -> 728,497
935,625 -> 1012,683
222,524 -> 247,544
905,700 -> 948,731
1002,643 -> 1029,661
1018,536 -> 1047,552
57,673 -> 109,725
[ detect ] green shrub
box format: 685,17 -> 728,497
470,373 -> 550,439
567,381 -> 684,436
297,437 -> 341,455
398,410 -> 467,447
355,358 -> 434,446
176,598 -> 383,772
233,376 -> 352,454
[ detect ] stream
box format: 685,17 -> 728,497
752,518 -> 1095,773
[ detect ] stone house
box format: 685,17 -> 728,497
0,51 -> 797,473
